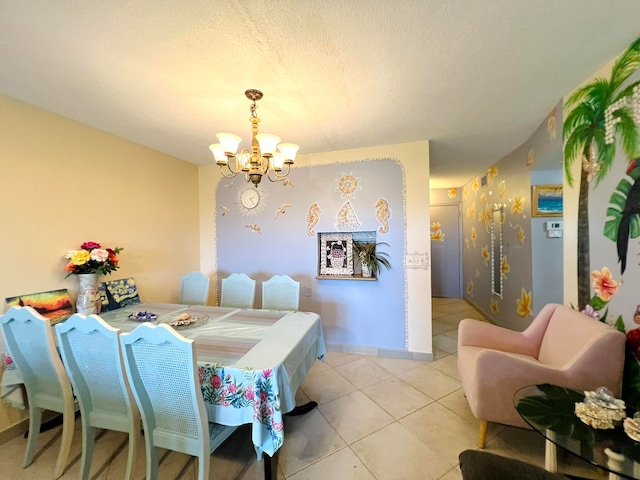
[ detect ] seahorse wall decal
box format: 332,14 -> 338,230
306,202 -> 321,236
375,198 -> 391,234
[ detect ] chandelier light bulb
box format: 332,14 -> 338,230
256,134 -> 281,156
278,143 -> 299,163
216,133 -> 242,156
271,152 -> 285,171
209,143 -> 228,165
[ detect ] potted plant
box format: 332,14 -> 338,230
353,241 -> 391,278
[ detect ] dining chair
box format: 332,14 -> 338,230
55,313 -> 142,480
0,306 -> 75,479
262,274 -> 300,310
179,271 -> 210,305
119,323 -> 237,480
220,273 -> 256,308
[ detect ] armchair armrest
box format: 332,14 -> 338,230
469,349 -> 573,426
458,319 -> 540,357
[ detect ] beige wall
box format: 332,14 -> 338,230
199,141 -> 433,354
0,94 -> 201,431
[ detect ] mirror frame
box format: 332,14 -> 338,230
491,204 -> 504,298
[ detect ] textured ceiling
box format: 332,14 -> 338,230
1,1 -> 639,188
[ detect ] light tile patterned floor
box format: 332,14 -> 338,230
0,298 -> 607,479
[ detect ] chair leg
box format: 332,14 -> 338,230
478,420 -> 488,449
24,406 -> 43,467
147,444 -> 159,480
53,407 -> 75,479
124,425 -> 143,480
79,423 -> 96,480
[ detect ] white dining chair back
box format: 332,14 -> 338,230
0,306 -> 74,479
119,323 -> 236,480
179,271 -> 210,305
55,313 -> 142,480
220,273 -> 256,308
262,275 -> 300,311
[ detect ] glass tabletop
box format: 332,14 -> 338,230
514,384 -> 640,480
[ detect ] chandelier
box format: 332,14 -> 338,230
209,89 -> 299,187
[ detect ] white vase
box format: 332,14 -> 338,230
361,263 -> 372,278
76,273 -> 102,315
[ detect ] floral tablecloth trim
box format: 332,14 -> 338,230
199,363 -> 284,452
3,353 -> 15,370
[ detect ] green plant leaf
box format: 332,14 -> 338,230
589,295 -> 608,311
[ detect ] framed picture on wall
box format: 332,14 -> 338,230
532,184 -> 563,217
319,232 -> 354,276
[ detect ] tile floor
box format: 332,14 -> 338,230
0,298 -> 606,479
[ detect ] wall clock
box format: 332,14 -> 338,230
236,184 -> 267,217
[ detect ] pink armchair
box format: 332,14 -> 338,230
457,303 -> 626,448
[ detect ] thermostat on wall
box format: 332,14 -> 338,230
546,221 -> 563,230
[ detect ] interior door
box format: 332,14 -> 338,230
430,204 -> 461,298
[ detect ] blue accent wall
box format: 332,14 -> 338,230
216,158 -> 407,350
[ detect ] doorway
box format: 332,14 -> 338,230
430,204 -> 462,298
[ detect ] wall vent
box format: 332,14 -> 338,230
480,175 -> 488,187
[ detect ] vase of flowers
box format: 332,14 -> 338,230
64,241 -> 123,315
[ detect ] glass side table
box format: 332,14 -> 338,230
514,384 -> 640,480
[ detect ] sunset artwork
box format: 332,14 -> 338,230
5,289 -> 73,324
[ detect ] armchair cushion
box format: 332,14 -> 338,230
458,303 -> 626,429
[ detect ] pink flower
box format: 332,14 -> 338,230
81,241 -> 101,250
272,421 -> 283,432
262,369 -> 272,378
90,248 -> 109,262
211,375 -> 222,388
260,391 -> 268,402
592,267 -> 620,302
228,384 -> 237,394
246,389 -> 254,400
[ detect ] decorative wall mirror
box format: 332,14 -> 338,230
491,204 -> 504,298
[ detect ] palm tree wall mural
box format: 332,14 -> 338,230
563,37 -> 640,309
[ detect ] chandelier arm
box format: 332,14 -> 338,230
219,167 -> 239,179
265,164 -> 292,182
219,159 -> 242,178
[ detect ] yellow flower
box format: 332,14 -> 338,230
478,211 -> 485,222
547,110 -> 557,140
490,299 -> 499,314
517,227 -> 525,244
431,230 -> 445,242
471,227 -> 477,247
467,279 -> 474,294
499,181 -> 507,197
481,246 -> 490,266
501,255 -> 510,279
464,238 -> 469,249
70,250 -> 91,266
480,192 -> 487,203
431,222 -> 441,230
470,202 -> 476,218
487,166 -> 499,184
447,188 -> 457,199
471,178 -> 480,192
463,187 -> 469,199
527,148 -> 535,167
592,267 -> 620,302
511,195 -> 524,215
517,288 -> 533,317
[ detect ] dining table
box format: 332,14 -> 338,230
2,302 -> 327,478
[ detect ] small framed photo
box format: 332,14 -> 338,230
319,233 -> 354,276
532,184 -> 563,217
